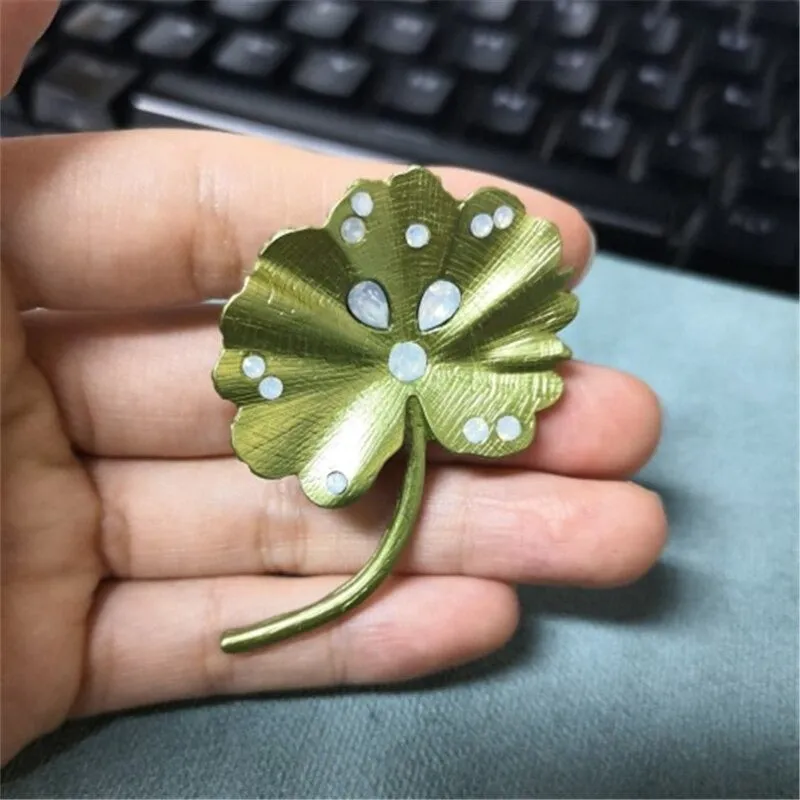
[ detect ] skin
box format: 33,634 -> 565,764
0,1 -> 666,765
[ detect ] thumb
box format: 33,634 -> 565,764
1,0 -> 58,96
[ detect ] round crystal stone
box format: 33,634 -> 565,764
326,471 -> 349,496
418,279 -> 461,332
405,223 -> 430,248
341,216 -> 366,244
347,280 -> 390,329
493,205 -> 515,229
463,417 -> 490,444
470,213 -> 494,239
388,342 -> 428,383
496,415 -> 522,441
241,354 -> 266,380
258,376 -> 284,400
350,191 -> 374,217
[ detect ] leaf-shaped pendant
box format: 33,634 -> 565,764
212,166 -> 579,653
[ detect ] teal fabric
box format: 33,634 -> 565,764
4,255 -> 799,799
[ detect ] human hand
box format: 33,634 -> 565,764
1,0 -> 665,765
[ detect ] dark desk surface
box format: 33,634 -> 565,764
5,254 -> 798,799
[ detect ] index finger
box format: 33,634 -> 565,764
1,130 -> 594,311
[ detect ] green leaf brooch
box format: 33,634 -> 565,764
213,166 -> 578,653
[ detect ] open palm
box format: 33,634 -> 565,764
0,4 -> 665,767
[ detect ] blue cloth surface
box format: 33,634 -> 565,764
4,255 -> 798,799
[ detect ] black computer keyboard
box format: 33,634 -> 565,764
2,0 -> 798,295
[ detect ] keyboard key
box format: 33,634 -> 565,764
713,82 -> 771,131
545,47 -> 599,93
292,50 -> 370,98
211,0 -> 280,22
459,0 -> 517,23
285,1 -> 359,40
364,9 -> 436,55
706,26 -> 765,75
746,151 -> 799,200
623,10 -> 682,56
701,205 -> 797,273
214,32 -> 289,78
32,52 -> 138,131
62,2 -> 140,45
456,27 -> 518,74
562,109 -> 630,160
652,131 -> 720,181
479,86 -> 540,137
379,67 -> 455,117
544,0 -> 600,39
624,63 -> 685,112
135,15 -> 212,60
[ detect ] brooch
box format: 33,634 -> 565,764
213,166 -> 578,653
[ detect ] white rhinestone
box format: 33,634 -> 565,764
418,280 -> 461,332
326,471 -> 349,496
405,223 -> 430,248
496,415 -> 522,441
463,417 -> 490,445
493,205 -> 515,229
350,191 -> 374,218
470,213 -> 494,239
388,342 -> 428,383
258,376 -> 283,400
341,216 -> 366,244
241,354 -> 266,380
347,280 -> 390,330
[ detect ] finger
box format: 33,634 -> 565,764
2,130 -> 594,310
90,457 -> 667,589
0,0 -> 57,95
70,575 -> 518,716
26,308 -> 661,477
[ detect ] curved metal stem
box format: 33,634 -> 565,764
220,398 -> 427,654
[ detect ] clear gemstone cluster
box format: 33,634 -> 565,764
340,190 -> 374,244
468,205 -> 514,240
463,415 -> 522,444
240,354 -> 284,401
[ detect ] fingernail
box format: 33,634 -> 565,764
586,225 -> 597,269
